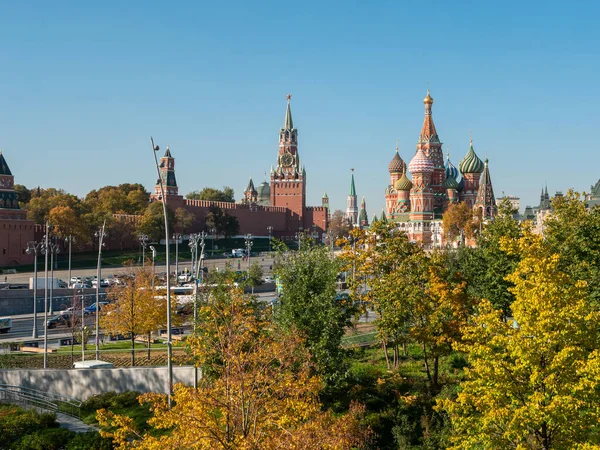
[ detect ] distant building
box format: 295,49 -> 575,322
0,152 -> 35,266
384,91 -> 498,246
497,195 -> 520,213
586,179 -> 600,208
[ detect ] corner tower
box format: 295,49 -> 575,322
152,146 -> 180,201
346,169 -> 358,226
270,94 -> 306,221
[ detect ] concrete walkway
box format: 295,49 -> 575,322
56,412 -> 98,433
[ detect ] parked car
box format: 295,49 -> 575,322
84,301 -> 109,315
263,276 -> 275,284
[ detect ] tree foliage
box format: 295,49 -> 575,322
186,186 -> 235,203
98,286 -> 371,449
328,209 -> 353,245
274,245 -> 352,387
439,229 -> 600,449
205,206 -> 239,238
442,202 -> 479,243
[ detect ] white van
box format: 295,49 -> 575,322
72,360 -> 114,369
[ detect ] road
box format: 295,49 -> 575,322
1,313 -> 98,343
3,256 -> 275,285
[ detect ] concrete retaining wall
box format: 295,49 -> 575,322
0,366 -> 196,400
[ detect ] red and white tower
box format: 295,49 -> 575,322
408,148 -> 435,243
270,95 -> 306,224
417,91 -> 446,214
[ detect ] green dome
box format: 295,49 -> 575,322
444,175 -> 459,190
458,140 -> 484,174
394,173 -> 413,191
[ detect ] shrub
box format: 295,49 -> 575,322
14,428 -> 75,450
66,431 -> 112,450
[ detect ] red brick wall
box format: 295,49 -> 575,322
0,213 -> 35,266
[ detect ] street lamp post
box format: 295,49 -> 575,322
42,222 -> 50,369
192,232 -> 206,389
295,232 -> 301,251
95,221 -> 107,360
139,235 -> 149,266
149,246 -> 157,289
244,234 -> 253,273
49,239 -> 60,315
210,227 -> 216,257
189,233 -> 199,277
173,233 -> 181,282
267,226 -> 273,253
65,236 -> 74,286
151,137 -> 173,407
26,241 -> 43,338
80,288 -> 86,362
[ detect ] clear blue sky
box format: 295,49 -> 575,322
0,1 -> 598,215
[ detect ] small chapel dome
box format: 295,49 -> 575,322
394,172 -> 413,191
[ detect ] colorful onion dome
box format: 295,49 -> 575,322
458,139 -> 484,174
423,89 -> 434,105
408,149 -> 434,174
445,153 -> 459,180
444,175 -> 459,190
394,172 -> 413,191
388,149 -> 405,173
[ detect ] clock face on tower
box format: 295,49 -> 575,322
281,152 -> 293,167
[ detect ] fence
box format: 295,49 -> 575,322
0,384 -> 82,418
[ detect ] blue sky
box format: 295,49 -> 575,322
0,1 -> 598,214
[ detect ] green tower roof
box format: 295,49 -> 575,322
349,171 -> 356,196
0,152 -> 13,176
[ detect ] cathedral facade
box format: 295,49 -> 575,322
384,91 -> 497,245
150,96 -> 329,242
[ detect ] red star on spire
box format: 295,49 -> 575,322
286,94 -> 292,101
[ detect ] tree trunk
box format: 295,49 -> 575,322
131,334 -> 136,367
403,342 -> 407,357
147,332 -> 151,360
393,344 -> 399,369
422,344 -> 432,385
382,341 -> 391,369
541,422 -> 550,450
433,355 -> 439,390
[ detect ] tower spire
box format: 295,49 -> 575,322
284,94 -> 293,130
474,158 -> 497,219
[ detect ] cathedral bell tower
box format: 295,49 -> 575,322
270,95 -> 306,221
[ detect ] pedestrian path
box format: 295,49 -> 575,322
56,412 -> 97,433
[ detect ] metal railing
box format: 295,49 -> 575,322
0,384 -> 82,418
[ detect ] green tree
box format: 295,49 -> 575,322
438,229 -> 600,449
544,189 -> 600,307
136,201 -> 175,242
205,206 -> 239,239
274,245 -> 351,387
174,207 -> 195,234
247,261 -> 263,286
14,184 -> 31,207
450,198 -> 522,318
186,186 -> 235,202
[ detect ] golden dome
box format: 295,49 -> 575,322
423,90 -> 434,104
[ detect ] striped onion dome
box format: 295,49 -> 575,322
388,150 -> 406,173
458,139 -> 484,174
408,149 -> 434,174
394,172 -> 413,191
445,154 -> 459,180
444,175 -> 459,190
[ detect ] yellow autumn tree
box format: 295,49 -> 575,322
100,265 -> 172,366
98,285 -> 371,449
438,229 -> 600,449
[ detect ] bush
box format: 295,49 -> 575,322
81,391 -> 118,414
66,431 -> 112,450
14,428 -> 75,450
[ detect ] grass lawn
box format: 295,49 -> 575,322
55,341 -> 169,354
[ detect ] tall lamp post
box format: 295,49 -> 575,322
95,221 -> 107,360
151,137 -> 173,407
267,226 -> 273,253
26,241 -> 43,338
210,227 -> 216,256
295,232 -> 301,251
192,232 -> 206,389
48,238 -> 60,315
139,235 -> 149,266
149,246 -> 157,288
189,233 -> 200,277
65,235 -> 74,286
173,233 -> 181,281
244,234 -> 253,273
42,222 -> 50,369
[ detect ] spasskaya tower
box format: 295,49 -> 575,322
270,94 -> 306,224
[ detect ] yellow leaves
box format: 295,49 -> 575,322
101,287 -> 370,449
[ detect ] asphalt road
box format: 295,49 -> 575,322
3,256 -> 275,285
